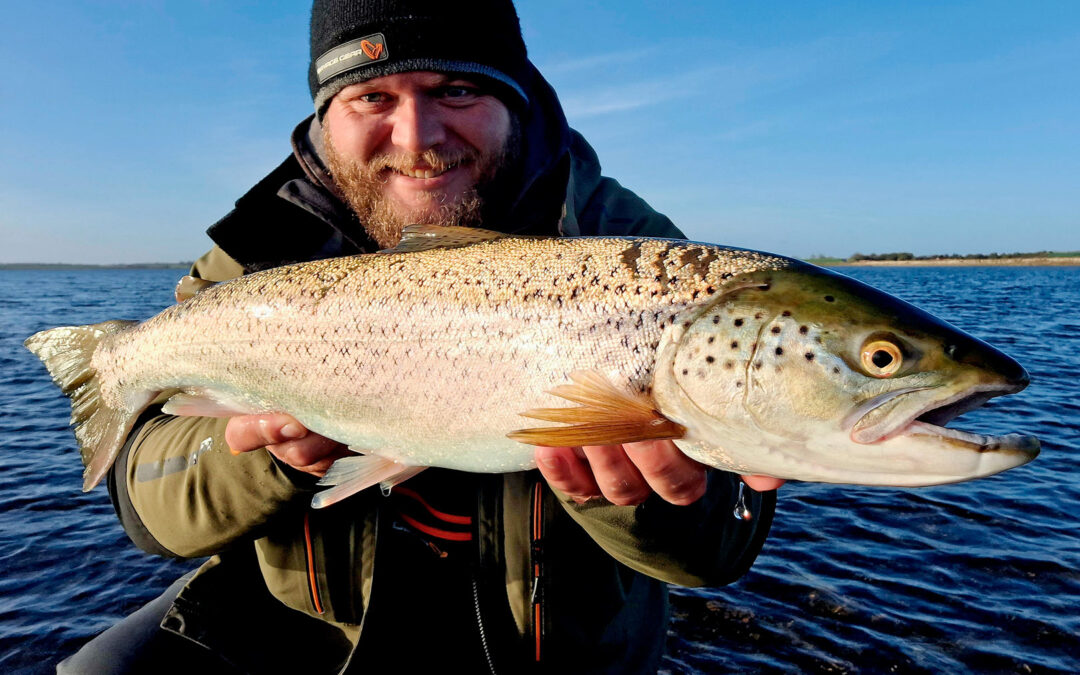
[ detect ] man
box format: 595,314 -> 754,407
59,1 -> 781,673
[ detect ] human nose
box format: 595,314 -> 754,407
388,96 -> 446,153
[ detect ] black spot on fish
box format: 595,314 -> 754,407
782,310 -> 792,317
833,367 -> 841,374
824,295 -> 835,302
736,381 -> 743,388
753,361 -> 763,370
706,356 -> 715,364
771,326 -> 781,334
775,347 -> 784,356
713,315 -> 721,325
682,369 -> 689,375
805,352 -> 815,361
755,312 -> 764,320
725,361 -> 734,369
684,320 -> 693,328
734,318 -> 744,327
708,337 -> 715,344
706,286 -> 716,294
731,341 -> 739,349
799,326 -> 809,335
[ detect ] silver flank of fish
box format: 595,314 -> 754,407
24,227 -> 1039,502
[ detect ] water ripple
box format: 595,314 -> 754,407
2,266 -> 1078,673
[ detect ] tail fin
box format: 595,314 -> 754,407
24,320 -> 146,491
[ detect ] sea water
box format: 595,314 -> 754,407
1,266 -> 1077,673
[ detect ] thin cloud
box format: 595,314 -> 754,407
535,46 -> 662,76
555,33 -> 899,122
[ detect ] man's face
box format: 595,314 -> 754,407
322,71 -> 517,249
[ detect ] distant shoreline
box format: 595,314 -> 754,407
819,257 -> 1080,267
0,263 -> 192,270
3,257 -> 1078,270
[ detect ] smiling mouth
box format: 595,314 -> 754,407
392,162 -> 462,179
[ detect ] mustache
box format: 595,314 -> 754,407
367,148 -> 479,175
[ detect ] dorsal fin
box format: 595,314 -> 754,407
508,370 -> 686,447
379,224 -> 507,254
175,276 -> 218,303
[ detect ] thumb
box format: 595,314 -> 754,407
225,413 -> 308,454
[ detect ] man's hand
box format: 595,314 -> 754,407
535,441 -> 784,506
225,413 -> 350,477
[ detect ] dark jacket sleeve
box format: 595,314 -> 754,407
107,407 -> 314,558
550,473 -> 775,587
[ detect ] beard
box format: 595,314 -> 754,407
323,122 -> 520,250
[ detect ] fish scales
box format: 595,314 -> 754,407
25,227 -> 1037,497
91,237 -> 792,472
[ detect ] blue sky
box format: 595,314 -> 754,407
1,1 -> 1077,263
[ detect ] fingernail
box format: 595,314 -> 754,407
228,445 -> 240,456
281,423 -> 306,439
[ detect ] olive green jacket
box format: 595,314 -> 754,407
108,67 -> 775,673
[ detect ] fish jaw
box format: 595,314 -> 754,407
671,414 -> 1039,487
651,264 -> 1040,487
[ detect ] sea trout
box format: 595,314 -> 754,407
25,226 -> 1039,507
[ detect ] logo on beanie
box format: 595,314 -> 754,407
315,33 -> 389,84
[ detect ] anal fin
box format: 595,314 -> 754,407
508,370 -> 686,447
312,455 -> 427,509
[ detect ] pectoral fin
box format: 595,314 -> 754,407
508,370 -> 686,447
161,389 -> 263,418
311,455 -> 427,509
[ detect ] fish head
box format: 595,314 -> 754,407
655,265 -> 1039,486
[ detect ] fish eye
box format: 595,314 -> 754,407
861,340 -> 903,377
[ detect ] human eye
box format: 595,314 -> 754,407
437,84 -> 482,104
355,91 -> 387,104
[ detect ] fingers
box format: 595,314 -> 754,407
225,413 -> 349,477
225,413 -> 308,453
622,440 -> 708,506
535,446 -> 600,503
740,474 -> 785,492
272,434 -> 351,475
535,441 -> 709,507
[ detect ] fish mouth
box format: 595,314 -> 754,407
850,384 -> 1040,457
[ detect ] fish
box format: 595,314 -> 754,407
24,225 -> 1039,508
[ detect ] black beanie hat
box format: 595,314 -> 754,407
309,0 -> 530,117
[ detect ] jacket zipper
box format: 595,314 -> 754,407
472,574 -> 498,675
530,480 -> 545,663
